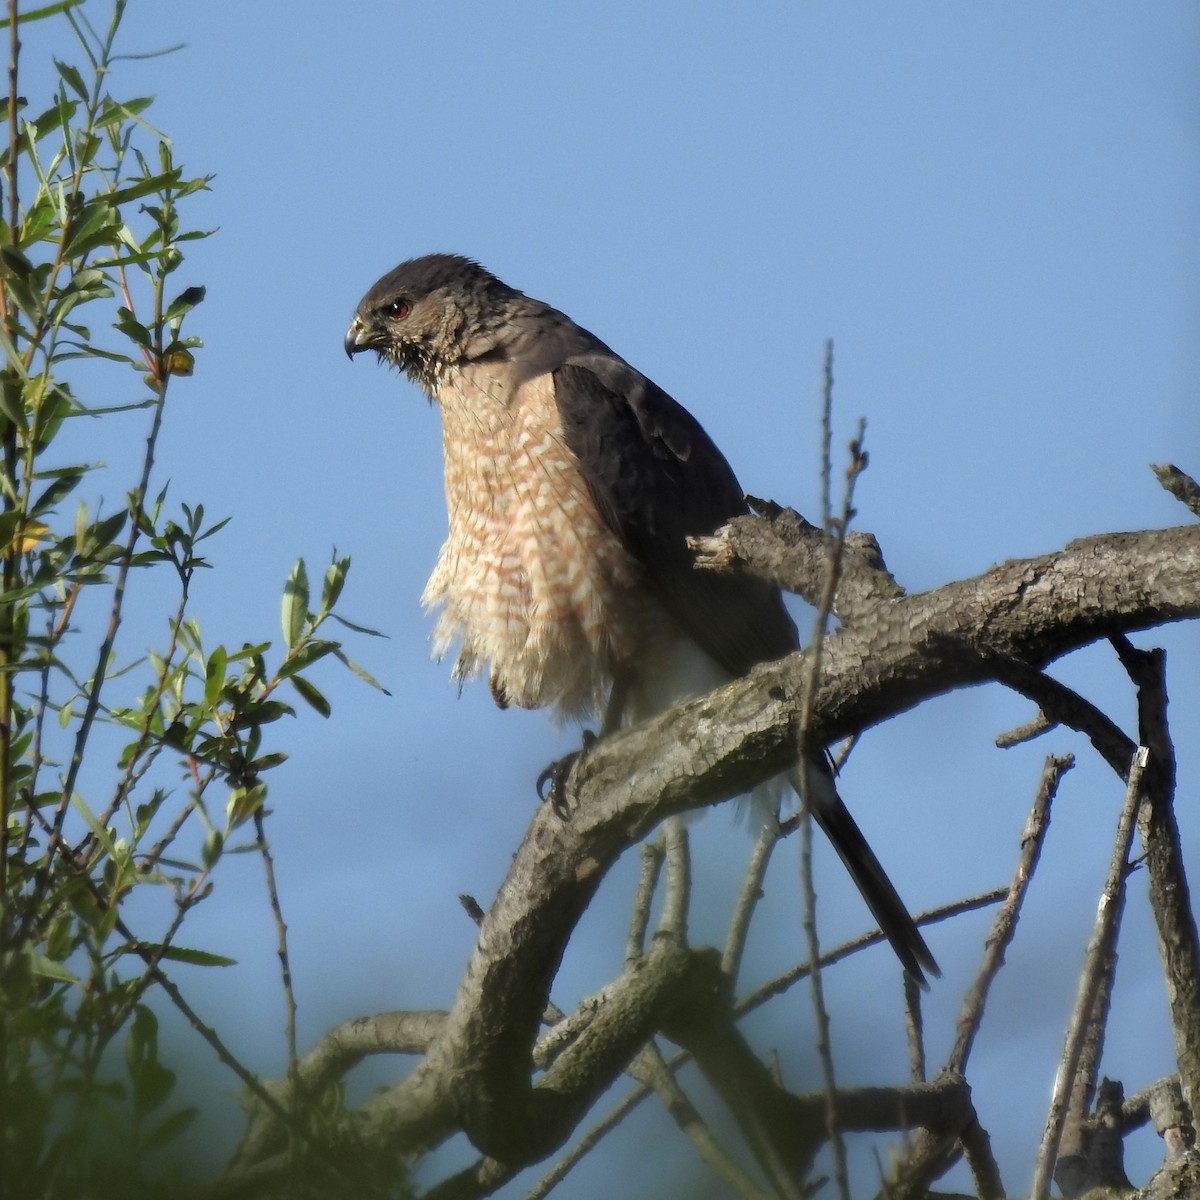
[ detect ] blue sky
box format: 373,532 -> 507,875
18,2 -> 1200,1195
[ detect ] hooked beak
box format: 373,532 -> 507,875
344,317 -> 378,359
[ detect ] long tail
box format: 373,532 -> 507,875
788,759 -> 940,987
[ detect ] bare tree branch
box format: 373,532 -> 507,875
1113,637 -> 1200,1108
626,833 -> 664,963
723,820 -> 782,984
888,755 -> 1066,1198
1152,463 -> 1200,518
214,516 -> 1200,1196
690,503 -> 904,620
1030,746 -> 1149,1200
949,753 -> 1070,1075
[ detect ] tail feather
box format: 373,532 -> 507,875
789,760 -> 939,988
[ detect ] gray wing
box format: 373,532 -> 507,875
554,352 -> 939,985
552,352 -> 798,675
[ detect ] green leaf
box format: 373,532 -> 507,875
226,640 -> 271,664
53,57 -> 87,100
125,1005 -> 159,1077
27,950 -> 78,983
105,169 -> 182,207
144,1106 -> 199,1151
194,514 -> 230,544
138,944 -> 236,968
277,638 -> 336,679
203,645 -> 227,709
63,200 -> 121,259
163,284 -> 205,323
46,913 -> 76,961
0,1 -> 86,28
281,559 -> 309,648
231,699 -> 293,727
0,244 -> 34,277
95,95 -> 155,130
289,674 -> 331,718
114,307 -> 151,349
202,830 -> 223,868
329,611 -> 388,638
18,195 -> 57,248
321,554 -> 349,612
227,782 -> 266,828
84,507 -> 129,551
30,468 -> 84,516
333,648 -> 390,695
134,1060 -> 176,1115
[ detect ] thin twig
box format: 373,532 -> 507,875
737,888 -> 1006,1018
891,755 -> 1068,1198
723,820 -> 781,983
0,6 -> 18,1166
626,833 -> 664,963
991,660 -> 1134,779
255,809 -> 300,1089
1029,746 -> 1148,1200
903,973 -> 925,1083
948,753 -> 1071,1074
994,710 -> 1054,748
793,341 -> 858,1200
635,1039 -> 774,1200
658,819 -> 690,938
525,1079 -> 653,1200
4,0 -> 17,237
79,581 -> 193,857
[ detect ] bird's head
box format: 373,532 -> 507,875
344,254 -> 513,393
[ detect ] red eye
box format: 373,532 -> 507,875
387,300 -> 410,319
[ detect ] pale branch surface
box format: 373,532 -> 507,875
690,499 -> 904,618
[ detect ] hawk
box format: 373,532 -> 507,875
345,254 -> 937,984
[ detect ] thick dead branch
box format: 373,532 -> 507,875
1149,1078 -> 1197,1159
229,1009 -> 448,1171
1056,1077 -> 1133,1197
659,948 -> 973,1195
667,524 -> 1199,791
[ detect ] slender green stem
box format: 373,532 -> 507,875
0,6 -> 20,1188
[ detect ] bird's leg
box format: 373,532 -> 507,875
536,678 -> 629,816
536,730 -> 597,817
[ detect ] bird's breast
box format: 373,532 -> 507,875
422,366 -> 670,719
